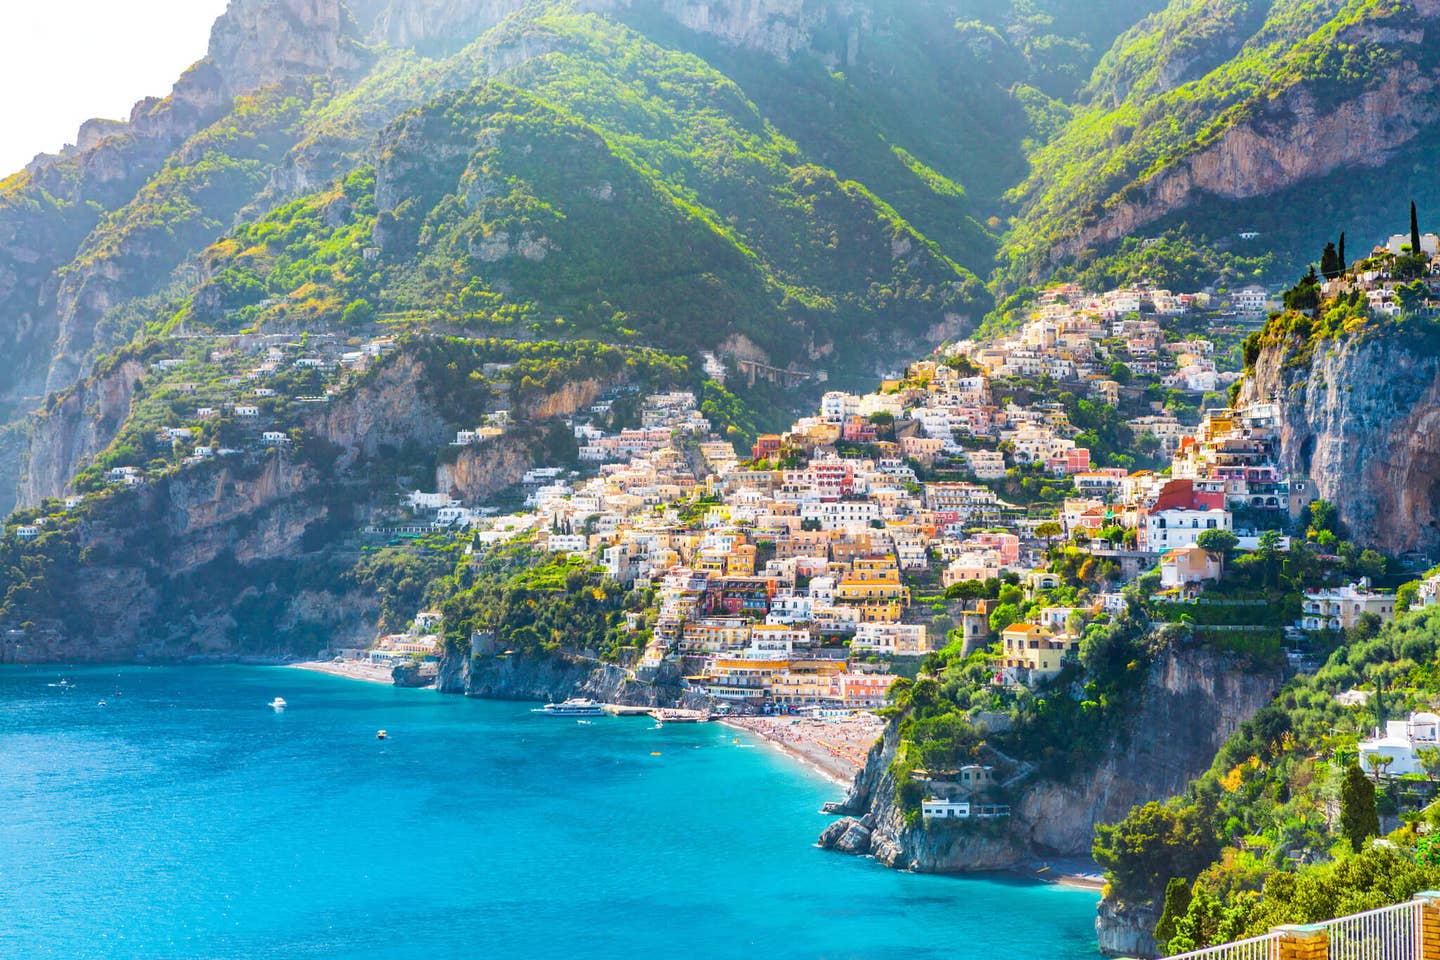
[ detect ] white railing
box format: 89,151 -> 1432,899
1320,900 -> 1423,960
1160,897 -> 1426,960
1163,932 -> 1279,960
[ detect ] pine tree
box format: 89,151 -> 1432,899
1340,763 -> 1380,852
1338,232 -> 1347,271
1320,242 -> 1340,280
1411,200 -> 1422,255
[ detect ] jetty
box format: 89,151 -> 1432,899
599,704 -> 713,722
600,703 -> 653,717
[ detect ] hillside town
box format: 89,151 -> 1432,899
355,280 -> 1428,750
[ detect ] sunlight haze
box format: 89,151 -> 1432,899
0,0 -> 230,175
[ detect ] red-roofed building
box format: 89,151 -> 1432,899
1141,479 -> 1231,551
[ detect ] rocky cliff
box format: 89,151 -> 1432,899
1241,330 -> 1440,554
436,636 -> 702,707
819,646 -> 1283,877
1053,54 -> 1440,265
18,358 -> 145,508
5,342 -> 643,663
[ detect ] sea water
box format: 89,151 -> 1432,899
0,666 -> 1100,959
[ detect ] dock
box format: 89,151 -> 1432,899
599,704 -> 713,722
601,704 -> 654,716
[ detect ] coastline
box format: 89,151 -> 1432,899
1017,858 -> 1107,892
288,660 -> 397,685
720,715 -> 882,787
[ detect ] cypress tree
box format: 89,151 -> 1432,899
1338,232 -> 1347,271
1320,242 -> 1340,280
1153,877 -> 1194,951
1340,763 -> 1380,852
1411,200 -> 1422,255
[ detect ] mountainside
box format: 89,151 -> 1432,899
1001,0 -> 1440,287
2,0 -> 1206,516
0,336 -> 687,662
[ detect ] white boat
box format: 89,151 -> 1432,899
269,697 -> 287,711
534,698 -> 605,717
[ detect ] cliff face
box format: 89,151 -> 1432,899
1241,332 -> 1440,553
1041,4 -> 1440,268
18,360 -> 144,509
820,646 -> 1283,875
1055,60 -> 1440,264
437,640 -> 701,706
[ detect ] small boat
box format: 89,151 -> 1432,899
576,720 -> 593,726
650,751 -> 662,757
376,730 -> 388,740
97,700 -> 106,707
533,698 -> 605,717
268,697 -> 287,712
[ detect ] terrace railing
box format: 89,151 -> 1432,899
1151,892 -> 1440,960
1163,931 -> 1279,960
1321,901 -> 1423,960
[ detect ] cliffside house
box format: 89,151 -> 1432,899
1358,712 -> 1440,777
1159,545 -> 1223,590
1301,579 -> 1396,632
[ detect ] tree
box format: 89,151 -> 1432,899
988,602 -> 1020,633
1416,746 -> 1440,782
1308,499 -> 1340,538
1320,242 -> 1340,280
1154,877 -> 1194,950
1196,529 -> 1239,559
1093,800 -> 1219,903
1035,521 -> 1064,546
1364,752 -> 1394,781
1339,763 -> 1380,852
342,298 -> 376,325
1338,232 -> 1347,272
1412,200 -> 1422,257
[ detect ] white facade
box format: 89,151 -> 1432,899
1358,713 -> 1440,777
1142,507 -> 1231,550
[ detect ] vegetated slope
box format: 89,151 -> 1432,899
0,0 -> 1179,516
1094,607 -> 1440,958
0,336 -> 689,661
186,13 -> 987,372
1002,0 -> 1440,286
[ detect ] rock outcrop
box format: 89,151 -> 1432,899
820,646 -> 1283,875
1241,330 -> 1440,553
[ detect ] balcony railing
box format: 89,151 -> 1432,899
1158,895 -> 1434,960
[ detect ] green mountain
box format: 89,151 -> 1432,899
6,0 -> 1440,651
1000,0 -> 1440,287
0,0 -> 1189,502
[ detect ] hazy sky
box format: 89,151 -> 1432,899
0,0 -> 230,175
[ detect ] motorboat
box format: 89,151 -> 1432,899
534,698 -> 605,717
269,697 -> 287,712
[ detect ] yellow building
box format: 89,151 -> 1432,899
680,619 -> 752,655
1000,623 -> 1080,681
725,544 -> 757,576
703,659 -> 789,702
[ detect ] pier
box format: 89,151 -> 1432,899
600,704 -> 712,722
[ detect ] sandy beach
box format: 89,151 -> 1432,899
722,715 -> 885,786
289,660 -> 397,685
1027,857 -> 1107,890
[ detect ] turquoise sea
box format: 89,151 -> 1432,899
0,666 -> 1100,960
